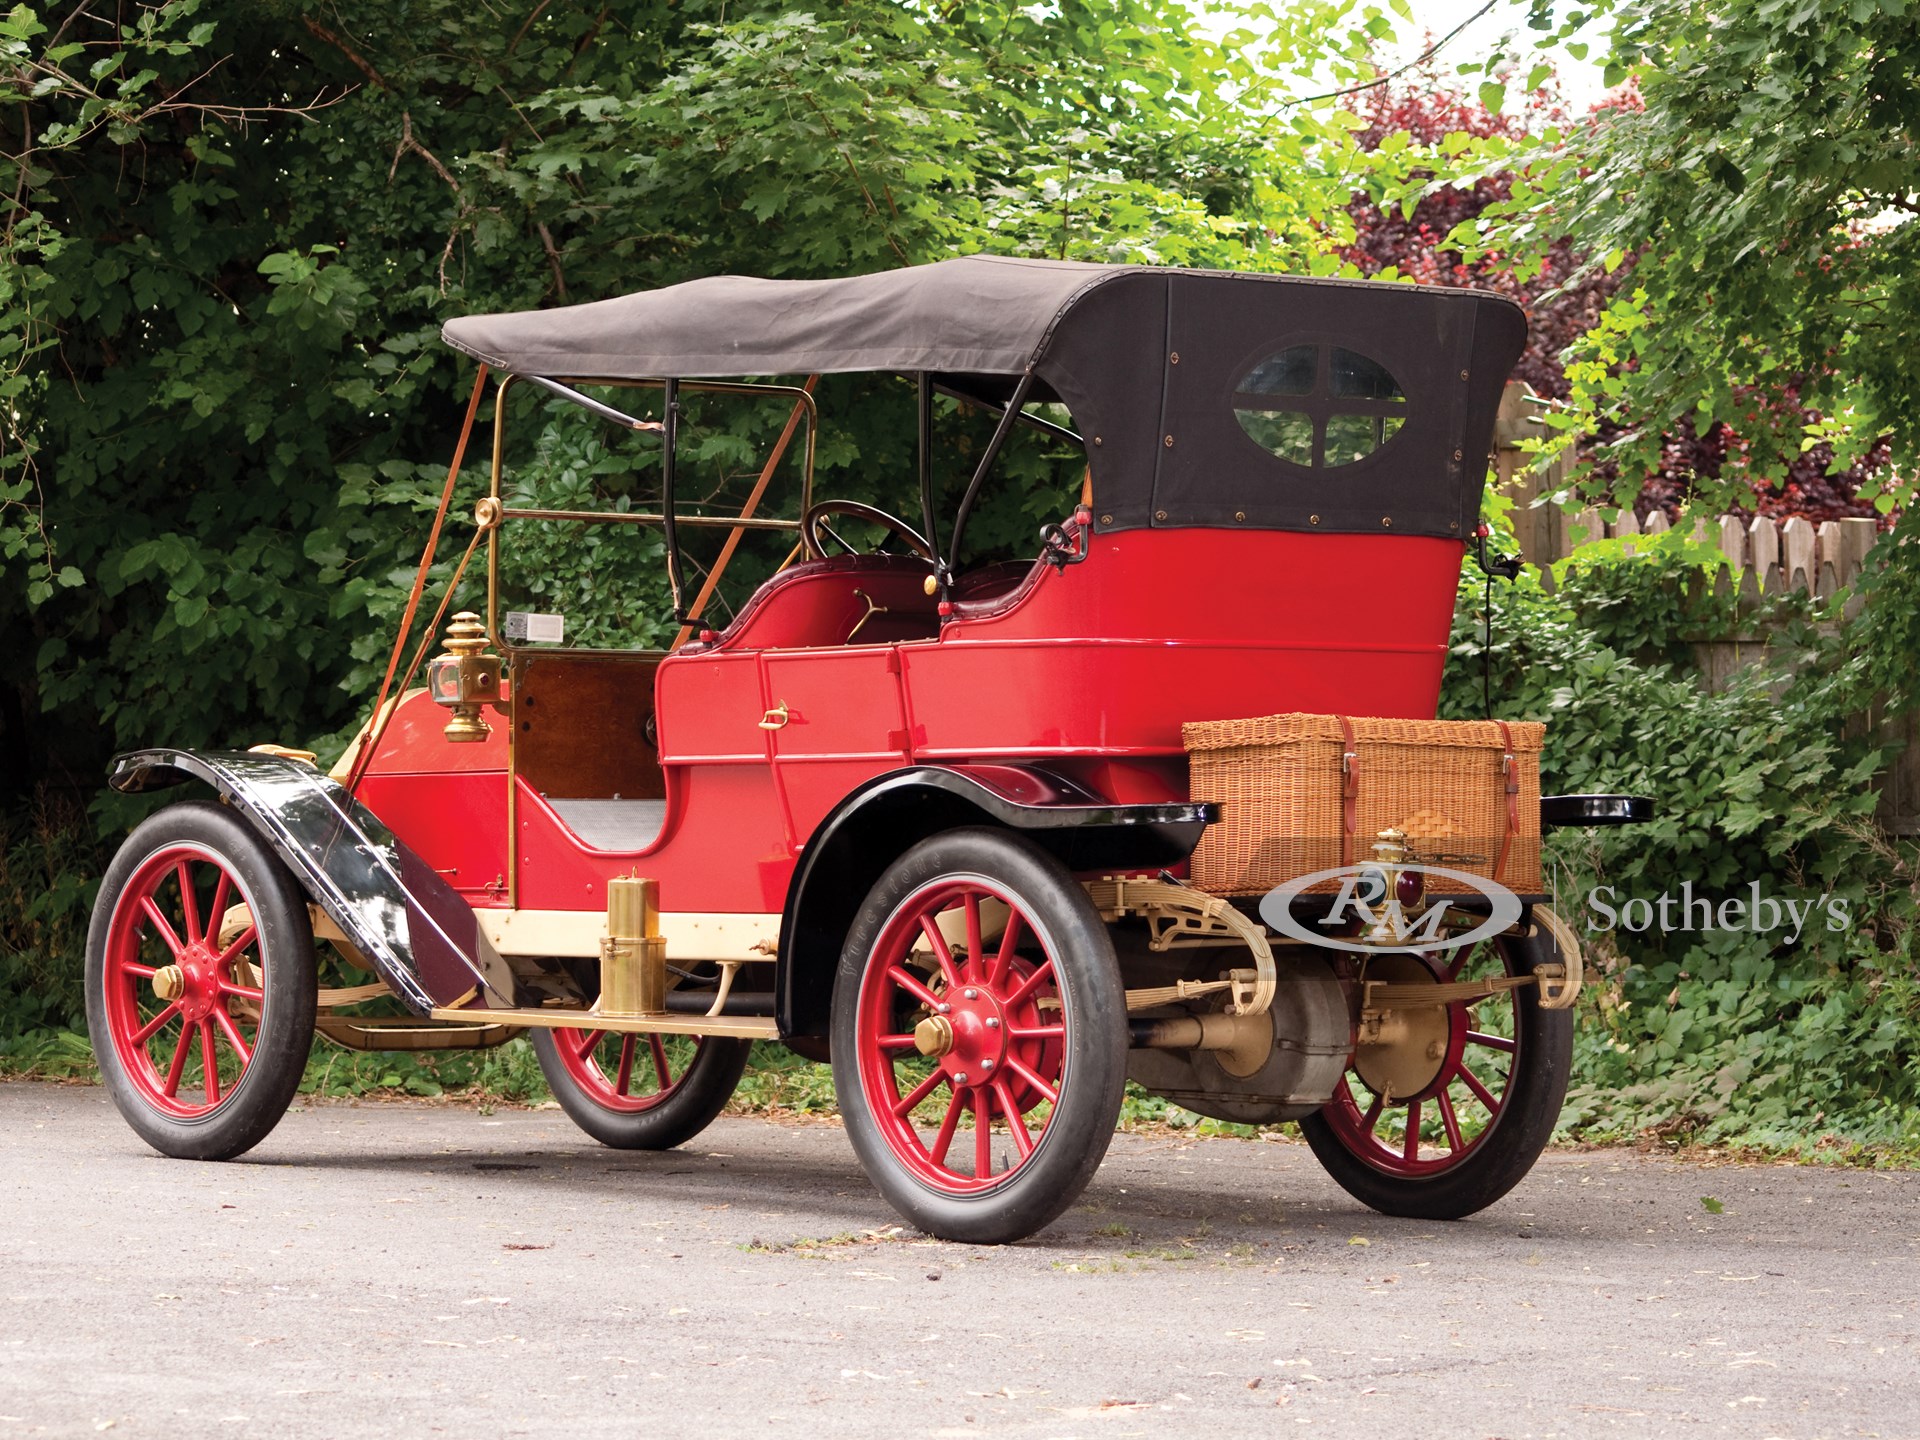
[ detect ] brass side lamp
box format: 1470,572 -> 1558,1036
426,612 -> 507,742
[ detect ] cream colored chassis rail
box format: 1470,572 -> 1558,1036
1084,877 -> 1277,1016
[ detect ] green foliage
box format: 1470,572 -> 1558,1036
1452,0 -> 1920,515
0,791 -> 101,1047
0,0 -> 1406,798
1448,520 -> 1920,1152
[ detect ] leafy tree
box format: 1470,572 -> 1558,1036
1338,69 -> 1613,400
0,0 -> 1407,807
1449,0 -> 1920,519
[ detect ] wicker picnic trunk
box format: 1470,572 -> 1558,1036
1182,713 -> 1545,896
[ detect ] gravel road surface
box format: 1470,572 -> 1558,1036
2,1081 -> 1915,1438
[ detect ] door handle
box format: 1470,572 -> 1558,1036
758,702 -> 790,730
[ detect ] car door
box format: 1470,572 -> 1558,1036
760,643 -> 913,845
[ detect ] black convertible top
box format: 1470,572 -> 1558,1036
441,255 -> 1527,540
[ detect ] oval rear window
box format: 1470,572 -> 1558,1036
1233,345 -> 1406,468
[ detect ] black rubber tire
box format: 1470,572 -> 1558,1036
85,800 -> 316,1161
830,828 -> 1128,1244
1299,925 -> 1573,1220
531,1030 -> 753,1151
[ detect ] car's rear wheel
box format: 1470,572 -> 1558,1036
831,828 -> 1127,1244
532,1027 -> 751,1150
85,800 -> 317,1160
1299,919 -> 1573,1219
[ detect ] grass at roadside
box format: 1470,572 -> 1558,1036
7,1026 -> 1920,1165
0,1027 -> 1253,1134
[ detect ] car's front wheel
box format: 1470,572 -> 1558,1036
831,828 -> 1127,1244
85,800 -> 317,1160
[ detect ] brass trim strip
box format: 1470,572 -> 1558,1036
499,506 -> 803,531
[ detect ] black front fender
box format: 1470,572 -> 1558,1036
774,763 -> 1213,1038
110,748 -> 503,1015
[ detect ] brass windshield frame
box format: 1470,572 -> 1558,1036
482,375 -> 818,656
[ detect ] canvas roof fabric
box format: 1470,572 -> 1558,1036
440,255 -> 1527,541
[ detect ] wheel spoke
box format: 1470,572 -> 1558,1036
928,1088 -> 966,1167
206,871 -> 232,946
177,861 -> 203,944
649,1034 -> 673,1090
886,965 -> 942,1011
614,1036 -> 636,1095
1361,1087 -> 1385,1134
129,1003 -> 181,1048
200,1019 -> 220,1103
218,980 -> 264,1002
992,1080 -> 1033,1160
1002,959 -> 1056,1009
1003,1053 -> 1057,1105
1445,941 -> 1479,981
138,897 -> 186,958
162,1025 -> 193,1097
973,1090 -> 993,1179
917,916 -> 962,990
1458,1061 -> 1500,1112
1402,1099 -> 1421,1162
574,1029 -> 603,1060
123,962 -> 158,980
1008,1023 -> 1063,1042
892,1066 -> 946,1118
876,1033 -> 920,1050
1437,1088 -> 1465,1152
212,1005 -> 253,1067
962,894 -> 984,982
987,909 -> 1023,989
1466,1029 -> 1516,1054
213,925 -> 258,971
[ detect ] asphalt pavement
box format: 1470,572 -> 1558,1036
1,1081 -> 1915,1439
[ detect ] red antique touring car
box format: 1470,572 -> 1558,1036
85,257 -> 1645,1243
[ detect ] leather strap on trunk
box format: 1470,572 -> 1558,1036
1493,720 -> 1519,881
1339,715 -> 1359,867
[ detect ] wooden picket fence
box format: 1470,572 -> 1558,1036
1492,383 -> 1885,597
1489,383 -> 1919,833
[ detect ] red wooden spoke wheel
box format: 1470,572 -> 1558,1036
1300,922 -> 1574,1220
832,829 -> 1126,1245
531,1019 -> 751,1152
85,801 -> 316,1161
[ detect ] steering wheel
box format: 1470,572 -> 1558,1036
801,499 -> 935,563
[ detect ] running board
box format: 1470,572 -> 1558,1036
427,1006 -> 778,1041
315,1015 -> 526,1052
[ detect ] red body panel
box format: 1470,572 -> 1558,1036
356,527 -> 1463,916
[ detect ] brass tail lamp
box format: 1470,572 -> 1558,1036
427,612 -> 508,743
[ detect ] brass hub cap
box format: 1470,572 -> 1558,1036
913,1014 -> 954,1057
